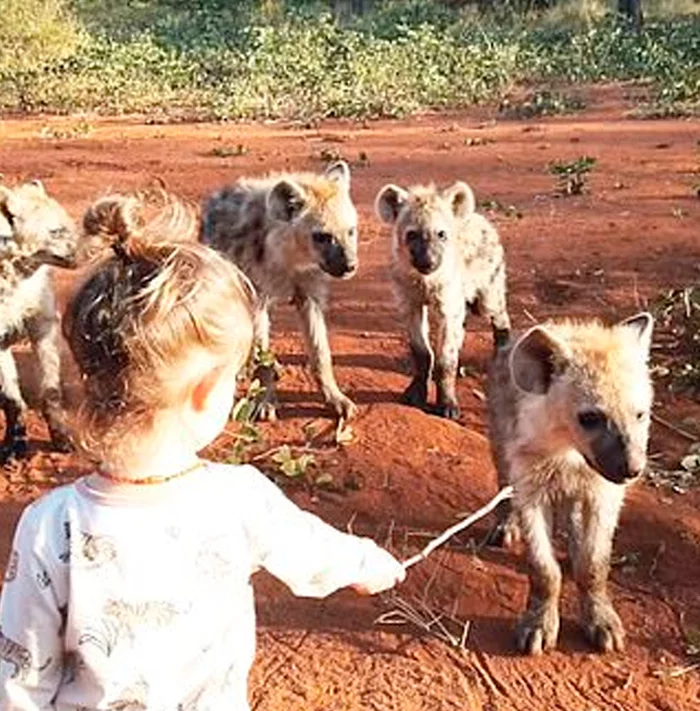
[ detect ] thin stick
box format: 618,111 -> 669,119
522,308 -> 538,324
652,662 -> 700,679
402,485 -> 514,570
651,413 -> 698,443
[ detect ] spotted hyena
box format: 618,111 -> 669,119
0,181 -> 79,461
487,313 -> 654,655
375,181 -> 510,419
200,161 -> 358,421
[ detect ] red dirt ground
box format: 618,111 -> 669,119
1,86 -> 700,710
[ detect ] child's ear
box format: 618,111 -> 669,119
191,366 -> 225,412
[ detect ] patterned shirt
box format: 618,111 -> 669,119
0,463 -> 385,711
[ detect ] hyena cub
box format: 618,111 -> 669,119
375,181 -> 510,419
0,180 -> 79,462
200,161 -> 358,421
488,313 -> 654,655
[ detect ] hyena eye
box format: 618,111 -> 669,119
436,230 -> 448,241
577,409 -> 606,431
312,231 -> 333,246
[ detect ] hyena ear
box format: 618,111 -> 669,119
0,186 -> 20,221
618,312 -> 654,354
28,179 -> 46,195
325,160 -> 351,188
267,179 -> 307,223
444,181 -> 475,219
375,184 -> 408,224
510,326 -> 569,395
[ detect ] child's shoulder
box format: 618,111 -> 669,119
12,480 -> 82,549
202,461 -> 276,495
200,461 -> 289,512
23,480 -> 81,518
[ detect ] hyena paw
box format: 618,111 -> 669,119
248,385 -> 279,422
516,605 -> 560,655
254,399 -> 278,422
400,380 -> 428,410
582,598 -> 625,653
329,393 -> 357,421
50,431 -> 73,453
493,327 -> 511,351
434,401 -> 460,420
485,515 -> 520,549
0,436 -> 29,465
47,420 -> 73,453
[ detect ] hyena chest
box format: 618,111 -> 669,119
0,268 -> 48,345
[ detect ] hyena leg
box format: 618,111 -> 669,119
0,349 -> 29,463
571,493 -> 626,652
251,301 -> 278,422
401,304 -> 433,410
485,492 -> 521,549
479,271 -> 511,351
516,502 -> 562,655
294,294 -> 357,421
27,310 -> 71,452
433,306 -> 465,420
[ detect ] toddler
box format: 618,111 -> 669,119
0,200 -> 405,711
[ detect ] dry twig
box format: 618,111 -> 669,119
402,485 -> 514,569
651,413 -> 698,443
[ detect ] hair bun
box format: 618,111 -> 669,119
80,191 -> 197,263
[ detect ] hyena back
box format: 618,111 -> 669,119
487,313 -> 654,655
200,161 -> 358,421
0,181 -> 79,461
375,181 -> 510,419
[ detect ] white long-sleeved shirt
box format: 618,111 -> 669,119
0,463 -> 387,711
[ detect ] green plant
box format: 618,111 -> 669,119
39,119 -> 93,140
208,143 -> 248,157
478,198 -> 523,218
652,285 -> 700,393
270,444 -> 315,478
548,155 -> 597,195
0,3 -> 698,121
499,89 -> 586,118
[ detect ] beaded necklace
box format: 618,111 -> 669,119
96,460 -> 204,486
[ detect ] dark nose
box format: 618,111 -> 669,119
323,244 -> 354,278
409,243 -> 432,272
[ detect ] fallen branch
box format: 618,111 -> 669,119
402,485 -> 514,570
651,413 -> 698,443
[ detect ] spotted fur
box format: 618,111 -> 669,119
487,313 -> 654,655
0,181 -> 79,461
200,161 -> 358,421
376,181 -> 510,419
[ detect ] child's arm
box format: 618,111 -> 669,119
242,468 -> 405,597
0,503 -> 64,711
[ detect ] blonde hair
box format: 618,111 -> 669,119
65,194 -> 255,462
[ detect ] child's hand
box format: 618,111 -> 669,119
351,546 -> 406,595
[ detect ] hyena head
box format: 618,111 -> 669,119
510,313 -> 654,485
375,181 -> 475,276
0,181 -> 78,267
266,161 -> 358,279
